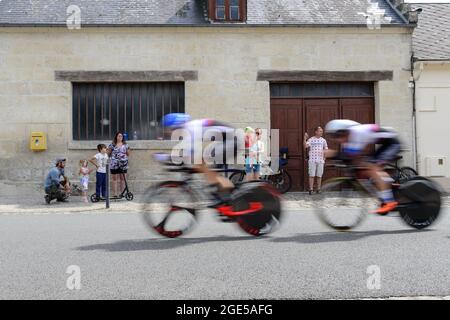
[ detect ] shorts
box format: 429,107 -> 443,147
245,156 -> 261,174
245,163 -> 261,174
110,168 -> 128,174
308,162 -> 324,177
80,176 -> 89,191
371,138 -> 401,164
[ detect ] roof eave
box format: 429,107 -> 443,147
414,58 -> 450,62
0,23 -> 415,28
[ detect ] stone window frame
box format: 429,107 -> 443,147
55,70 -> 198,151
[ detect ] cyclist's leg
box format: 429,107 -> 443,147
368,140 -> 401,212
197,162 -> 234,191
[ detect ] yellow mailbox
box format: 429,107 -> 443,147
30,132 -> 47,151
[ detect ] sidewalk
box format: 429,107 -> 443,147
1,191 -> 449,215
0,193 -> 325,215
0,178 -> 449,215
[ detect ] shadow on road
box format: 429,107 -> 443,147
270,229 -> 433,244
75,235 -> 267,252
75,228 -> 434,252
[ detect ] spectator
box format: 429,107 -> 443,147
244,126 -> 254,161
246,128 -> 265,181
79,159 -> 93,203
44,158 -> 70,204
108,132 -> 130,198
90,144 -> 109,200
304,126 -> 328,195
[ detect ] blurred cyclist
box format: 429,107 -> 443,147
161,113 -> 236,207
324,120 -> 401,214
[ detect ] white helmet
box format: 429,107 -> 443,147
325,119 -> 360,134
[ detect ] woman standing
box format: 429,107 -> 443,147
108,132 -> 130,198
246,128 -> 265,181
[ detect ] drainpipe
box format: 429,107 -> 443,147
410,54 -> 419,173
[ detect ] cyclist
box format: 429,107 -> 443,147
324,120 -> 402,214
161,113 -> 236,207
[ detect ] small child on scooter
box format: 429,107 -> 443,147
79,159 -> 93,202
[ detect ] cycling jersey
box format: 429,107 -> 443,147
343,124 -> 400,162
175,119 -> 235,165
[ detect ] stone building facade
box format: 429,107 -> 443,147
0,0 -> 418,193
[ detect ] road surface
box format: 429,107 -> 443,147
0,208 -> 449,299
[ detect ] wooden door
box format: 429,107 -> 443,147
270,99 -> 304,190
270,84 -> 375,191
341,98 -> 375,124
304,99 -> 340,186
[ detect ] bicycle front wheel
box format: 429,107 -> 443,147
314,179 -> 378,231
141,181 -> 197,238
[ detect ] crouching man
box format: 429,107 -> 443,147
44,158 -> 71,204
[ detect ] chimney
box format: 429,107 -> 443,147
387,0 -> 417,24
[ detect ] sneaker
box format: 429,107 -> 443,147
308,190 -> 313,195
45,195 -> 51,204
316,189 -> 321,194
371,201 -> 398,215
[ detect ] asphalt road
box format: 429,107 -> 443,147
0,208 -> 449,299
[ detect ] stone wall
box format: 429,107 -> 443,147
0,26 -> 414,193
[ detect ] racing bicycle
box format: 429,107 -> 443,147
314,161 -> 441,231
140,154 -> 283,238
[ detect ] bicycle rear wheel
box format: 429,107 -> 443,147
396,177 -> 441,229
231,182 -> 282,236
314,179 -> 378,231
267,170 -> 292,194
141,181 -> 197,238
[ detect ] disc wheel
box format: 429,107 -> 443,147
314,179 -> 378,231
397,177 -> 441,229
231,182 -> 282,236
141,181 -> 197,238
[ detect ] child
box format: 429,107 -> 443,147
79,159 -> 93,202
90,144 -> 109,200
